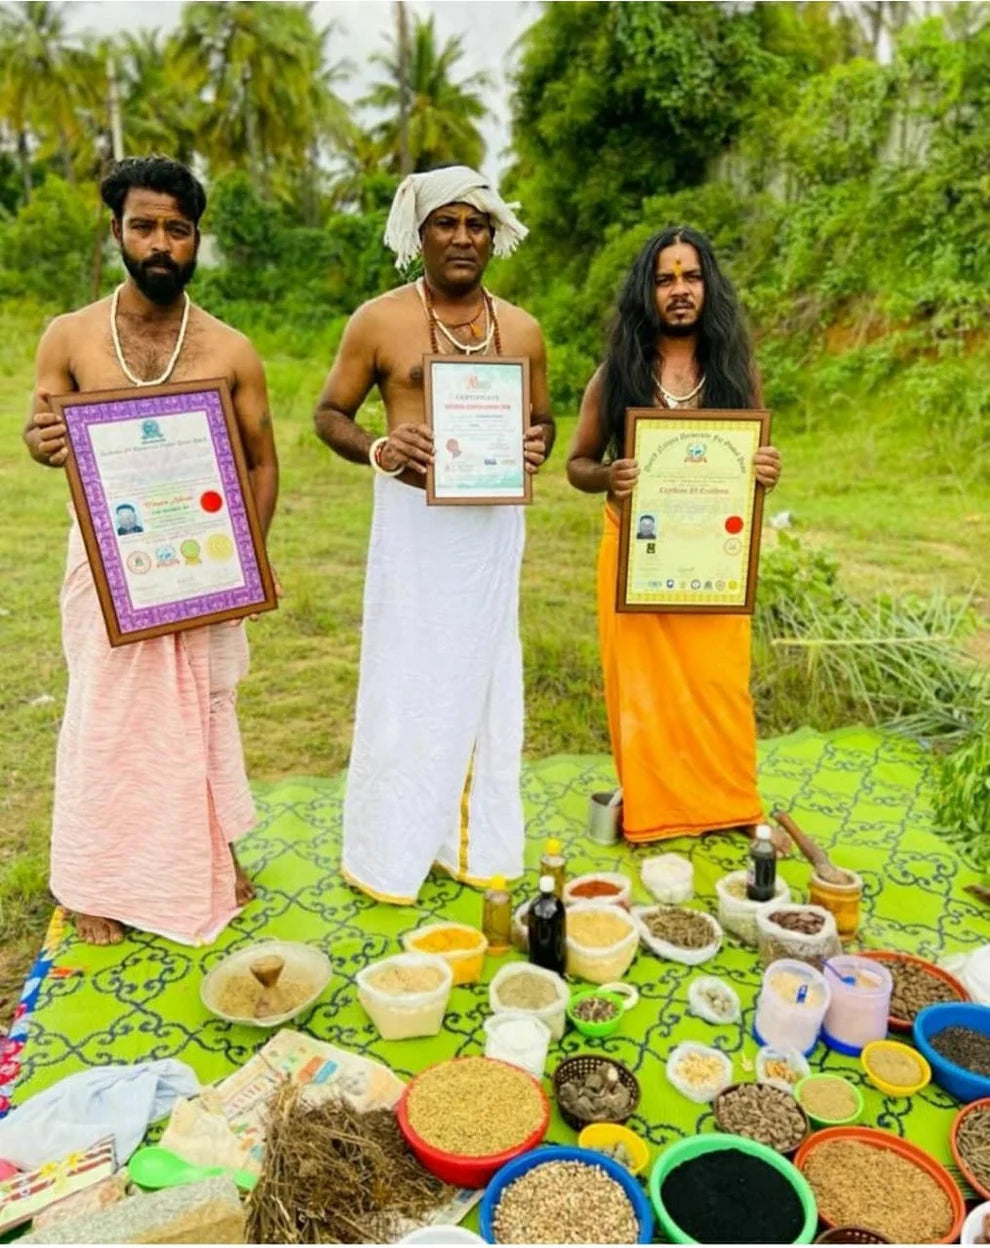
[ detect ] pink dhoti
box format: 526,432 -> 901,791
50,523 -> 256,945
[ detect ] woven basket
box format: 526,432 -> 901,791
552,1055 -> 640,1131
815,1228 -> 891,1245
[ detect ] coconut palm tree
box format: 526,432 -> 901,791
0,1 -> 85,200
175,0 -> 349,205
364,13 -> 492,173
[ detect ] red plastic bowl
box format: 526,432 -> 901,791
396,1057 -> 550,1188
950,1097 -> 990,1201
859,951 -> 968,1032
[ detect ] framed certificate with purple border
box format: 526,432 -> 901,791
51,378 -> 277,647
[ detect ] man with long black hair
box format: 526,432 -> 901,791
24,156 -> 279,944
567,226 -> 781,843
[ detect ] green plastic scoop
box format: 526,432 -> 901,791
128,1144 -> 257,1191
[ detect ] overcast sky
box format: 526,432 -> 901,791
62,0 -> 536,181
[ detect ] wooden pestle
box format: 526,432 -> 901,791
770,809 -> 852,886
249,954 -> 285,1017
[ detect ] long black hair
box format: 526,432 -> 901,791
600,225 -> 757,458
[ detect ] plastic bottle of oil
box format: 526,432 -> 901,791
539,838 -> 567,898
528,875 -> 566,975
482,875 -> 512,954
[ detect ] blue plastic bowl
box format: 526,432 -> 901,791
914,1002 -> 990,1103
479,1144 -> 655,1244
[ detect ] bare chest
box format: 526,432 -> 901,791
68,317 -> 234,394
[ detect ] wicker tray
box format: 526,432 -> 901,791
552,1054 -> 640,1131
815,1228 -> 891,1244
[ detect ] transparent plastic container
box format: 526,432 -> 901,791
822,955 -> 893,1055
356,953 -> 453,1041
754,959 -> 831,1056
716,870 -> 791,946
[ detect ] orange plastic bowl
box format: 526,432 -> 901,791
951,1097 -> 990,1201
395,1057 -> 550,1188
794,1126 -> 965,1245
859,951 -> 968,1032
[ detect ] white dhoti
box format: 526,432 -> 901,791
341,475 -> 526,903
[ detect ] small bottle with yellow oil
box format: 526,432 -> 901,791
539,838 -> 567,898
482,875 -> 512,953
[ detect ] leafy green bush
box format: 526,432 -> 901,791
0,176 -> 99,309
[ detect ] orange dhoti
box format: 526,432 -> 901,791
597,505 -> 763,842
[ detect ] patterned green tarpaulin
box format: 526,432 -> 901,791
6,726 -> 989,1200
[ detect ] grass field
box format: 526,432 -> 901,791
1,302 -> 987,1017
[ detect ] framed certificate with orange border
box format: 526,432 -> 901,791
51,378 -> 277,646
423,354 -> 532,505
616,408 -> 770,613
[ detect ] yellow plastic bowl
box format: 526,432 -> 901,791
577,1122 -> 650,1176
861,1039 -> 931,1096
402,922 -> 488,985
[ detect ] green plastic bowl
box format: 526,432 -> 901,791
566,989 -> 625,1038
649,1133 -> 818,1244
794,1074 -> 864,1127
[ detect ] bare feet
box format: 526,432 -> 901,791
72,912 -> 125,945
231,846 -> 256,905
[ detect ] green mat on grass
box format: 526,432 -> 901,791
7,726 -> 989,1192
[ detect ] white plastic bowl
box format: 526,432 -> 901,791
200,940 -> 332,1027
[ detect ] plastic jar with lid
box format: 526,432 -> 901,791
754,959 -> 831,1056
821,954 -> 892,1055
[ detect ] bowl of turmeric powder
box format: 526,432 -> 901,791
402,921 -> 488,985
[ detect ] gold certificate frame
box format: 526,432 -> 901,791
616,408 -> 771,614
423,354 -> 532,505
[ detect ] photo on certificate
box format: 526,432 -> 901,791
51,378 -> 277,646
616,408 -> 771,614
423,354 -> 531,505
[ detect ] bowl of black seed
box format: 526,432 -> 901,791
649,1133 -> 818,1243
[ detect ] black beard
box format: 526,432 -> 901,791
121,248 -> 197,306
660,316 -> 698,338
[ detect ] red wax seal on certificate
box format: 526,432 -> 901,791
200,490 -> 223,513
725,515 -> 744,535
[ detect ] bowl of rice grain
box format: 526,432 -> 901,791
396,1056 -> 550,1188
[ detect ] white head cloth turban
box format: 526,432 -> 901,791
383,165 -> 528,270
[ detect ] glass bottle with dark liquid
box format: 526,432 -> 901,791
527,874 -> 566,975
746,824 -> 777,902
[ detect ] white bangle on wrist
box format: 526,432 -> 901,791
369,436 -> 403,478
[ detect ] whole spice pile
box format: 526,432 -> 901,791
557,1061 -> 634,1122
568,909 -> 631,947
642,907 -> 713,949
246,1083 -> 450,1243
760,1053 -> 803,1088
929,1025 -> 990,1077
957,1106 -> 990,1192
768,910 -> 825,934
797,1076 -> 858,1121
661,1148 -> 806,1243
571,995 -> 619,1023
887,960 -> 960,1021
865,1046 -> 925,1087
716,1083 -> 807,1152
802,1139 -> 955,1243
493,1160 -> 638,1244
496,972 -> 559,1011
407,1058 -> 544,1155
669,1048 -> 730,1099
365,964 -> 446,995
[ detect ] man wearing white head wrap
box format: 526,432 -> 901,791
313,168 -> 554,905
383,165 -> 528,270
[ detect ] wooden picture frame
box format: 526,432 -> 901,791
51,377 -> 277,646
423,354 -> 532,506
616,408 -> 771,614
